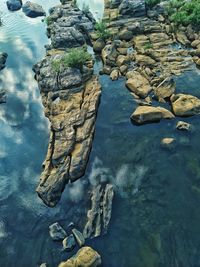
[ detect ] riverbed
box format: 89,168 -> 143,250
1,1 -> 200,267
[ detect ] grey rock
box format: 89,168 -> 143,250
0,89 -> 6,104
22,1 -> 46,18
72,228 -> 85,247
83,184 -> 114,239
176,121 -> 191,131
0,53 -> 8,70
39,264 -> 47,267
49,222 -> 67,241
62,234 -> 76,251
119,0 -> 146,17
6,0 -> 22,11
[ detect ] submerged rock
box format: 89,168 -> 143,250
83,184 -> 114,239
62,234 -> 76,252
58,247 -> 101,267
22,1 -> 46,18
40,264 -> 48,267
171,94 -> 200,116
72,228 -> 85,247
161,137 -> 176,149
49,222 -> 67,241
131,106 -> 175,125
6,0 -> 22,11
176,121 -> 191,131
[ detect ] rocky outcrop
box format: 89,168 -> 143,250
131,106 -> 175,125
83,184 -> 114,239
119,0 -> 146,17
58,247 -> 101,267
49,222 -> 67,241
34,3 -> 101,207
6,0 -> 22,11
46,4 -> 94,50
171,94 -> 200,116
22,1 -> 46,18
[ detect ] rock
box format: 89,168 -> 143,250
6,0 -> 22,11
119,0 -> 146,17
101,65 -> 112,75
131,106 -> 175,125
0,53 -> 8,70
176,31 -> 190,46
0,89 -> 6,104
176,121 -> 191,131
83,184 -> 114,239
126,71 -> 152,98
46,4 -> 94,49
154,77 -> 175,102
120,65 -> 128,75
72,229 -> 85,247
62,234 -> 76,252
118,28 -> 133,41
93,38 -> 105,53
49,222 -> 67,241
22,1 -> 46,18
110,69 -> 119,80
40,264 -> 48,267
135,54 -> 156,66
161,138 -> 176,149
34,52 -> 101,206
171,94 -> 200,116
116,55 -> 128,66
58,247 -> 101,267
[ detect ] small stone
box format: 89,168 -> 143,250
176,121 -> 191,131
40,264 -> 47,267
49,222 -> 67,241
62,234 -> 76,252
22,1 -> 46,18
118,28 -> 133,41
6,0 -> 22,11
110,69 -> 119,80
161,138 -> 176,149
93,38 -> 105,53
72,228 -> 85,247
120,65 -> 128,75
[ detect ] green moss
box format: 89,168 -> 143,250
95,22 -> 111,41
145,0 -> 161,8
143,42 -> 153,50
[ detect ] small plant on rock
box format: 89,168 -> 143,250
63,48 -> 92,69
145,0 -> 161,8
95,21 -> 111,41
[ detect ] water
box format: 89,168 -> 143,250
1,0 -> 200,267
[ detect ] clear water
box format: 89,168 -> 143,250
1,0 -> 200,267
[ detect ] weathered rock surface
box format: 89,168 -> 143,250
83,184 -> 114,239
119,0 -> 146,17
131,106 -> 175,125
22,1 -> 46,18
58,247 -> 101,267
154,77 -> 175,102
62,234 -> 76,252
6,0 -> 22,11
47,4 -> 94,50
72,228 -> 85,247
126,71 -> 152,98
49,222 -> 67,241
171,94 -> 200,116
161,137 -> 176,150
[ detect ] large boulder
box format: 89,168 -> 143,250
58,247 -> 101,267
119,0 -> 146,17
131,106 -> 175,125
22,1 -> 46,18
126,71 -> 152,98
6,0 -> 22,11
171,94 -> 200,116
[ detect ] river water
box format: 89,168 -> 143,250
1,0 -> 200,267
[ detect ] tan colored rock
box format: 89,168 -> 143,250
126,71 -> 152,98
171,94 -> 200,116
131,106 -> 175,125
116,55 -> 128,66
110,69 -> 119,80
154,77 -> 175,102
161,138 -> 176,149
135,54 -> 156,66
176,121 -> 191,131
120,65 -> 128,75
119,28 -> 133,41
191,39 -> 200,48
58,247 -> 101,267
176,31 -> 190,46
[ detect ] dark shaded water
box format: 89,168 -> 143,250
1,0 -> 200,267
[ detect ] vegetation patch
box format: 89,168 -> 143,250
95,22 -> 111,41
51,48 -> 92,72
145,0 -> 161,8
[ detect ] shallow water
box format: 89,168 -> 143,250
1,0 -> 200,267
